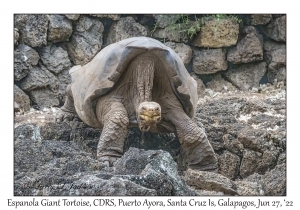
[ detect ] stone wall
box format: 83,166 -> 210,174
14,14 -> 286,110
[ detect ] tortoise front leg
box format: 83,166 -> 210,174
96,101 -> 129,167
177,113 -> 218,171
165,108 -> 218,172
56,84 -> 77,122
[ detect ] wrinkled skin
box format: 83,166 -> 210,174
57,38 -> 218,171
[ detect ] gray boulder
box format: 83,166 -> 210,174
14,85 -> 30,112
192,48 -> 227,74
14,122 -> 193,196
235,180 -> 264,196
245,164 -> 286,196
153,14 -> 181,28
14,44 -> 40,81
251,14 -> 272,25
20,64 -> 58,92
20,64 -> 60,108
261,164 -> 286,195
114,147 -> 195,196
206,74 -> 237,92
192,17 -> 239,48
107,17 -> 147,45
164,42 -> 192,66
184,169 -> 238,195
47,15 -> 73,43
64,14 -> 80,20
222,134 -> 244,157
264,15 -> 286,42
239,149 -> 263,178
225,62 -> 267,91
40,45 -> 72,74
66,15 -> 104,65
227,26 -> 263,64
152,23 -> 193,43
264,41 -> 286,83
190,73 -> 205,98
29,89 -> 60,108
14,14 -> 48,47
239,146 -> 279,178
218,151 -> 240,180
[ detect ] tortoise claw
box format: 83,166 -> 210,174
55,109 -> 77,123
98,156 -> 119,167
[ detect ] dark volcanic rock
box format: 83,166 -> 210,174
264,41 -> 286,84
20,64 -> 59,92
206,74 -> 237,93
264,15 -> 286,42
153,14 -> 181,28
14,123 -> 193,196
227,26 -> 263,64
235,180 -> 264,196
197,94 -> 285,177
115,147 -> 195,196
40,45 -> 72,75
14,14 -> 48,47
152,23 -> 193,43
245,163 -> 286,195
218,151 -> 240,180
192,48 -> 227,74
47,15 -> 73,43
14,85 -> 30,112
14,87 -> 286,196
184,169 -> 238,195
20,64 -> 60,108
39,45 -> 72,103
29,89 -> 60,108
66,15 -> 104,65
225,62 -> 267,91
14,44 -> 40,81
107,16 -> 147,45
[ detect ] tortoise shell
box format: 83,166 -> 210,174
69,37 -> 198,127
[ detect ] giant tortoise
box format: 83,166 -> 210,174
57,37 -> 218,171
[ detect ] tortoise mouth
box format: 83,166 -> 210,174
138,102 -> 161,132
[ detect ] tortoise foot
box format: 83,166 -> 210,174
55,109 -> 78,122
98,155 -> 119,167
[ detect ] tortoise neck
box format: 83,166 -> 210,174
131,55 -> 156,109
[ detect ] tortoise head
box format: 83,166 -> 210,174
137,102 -> 161,132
